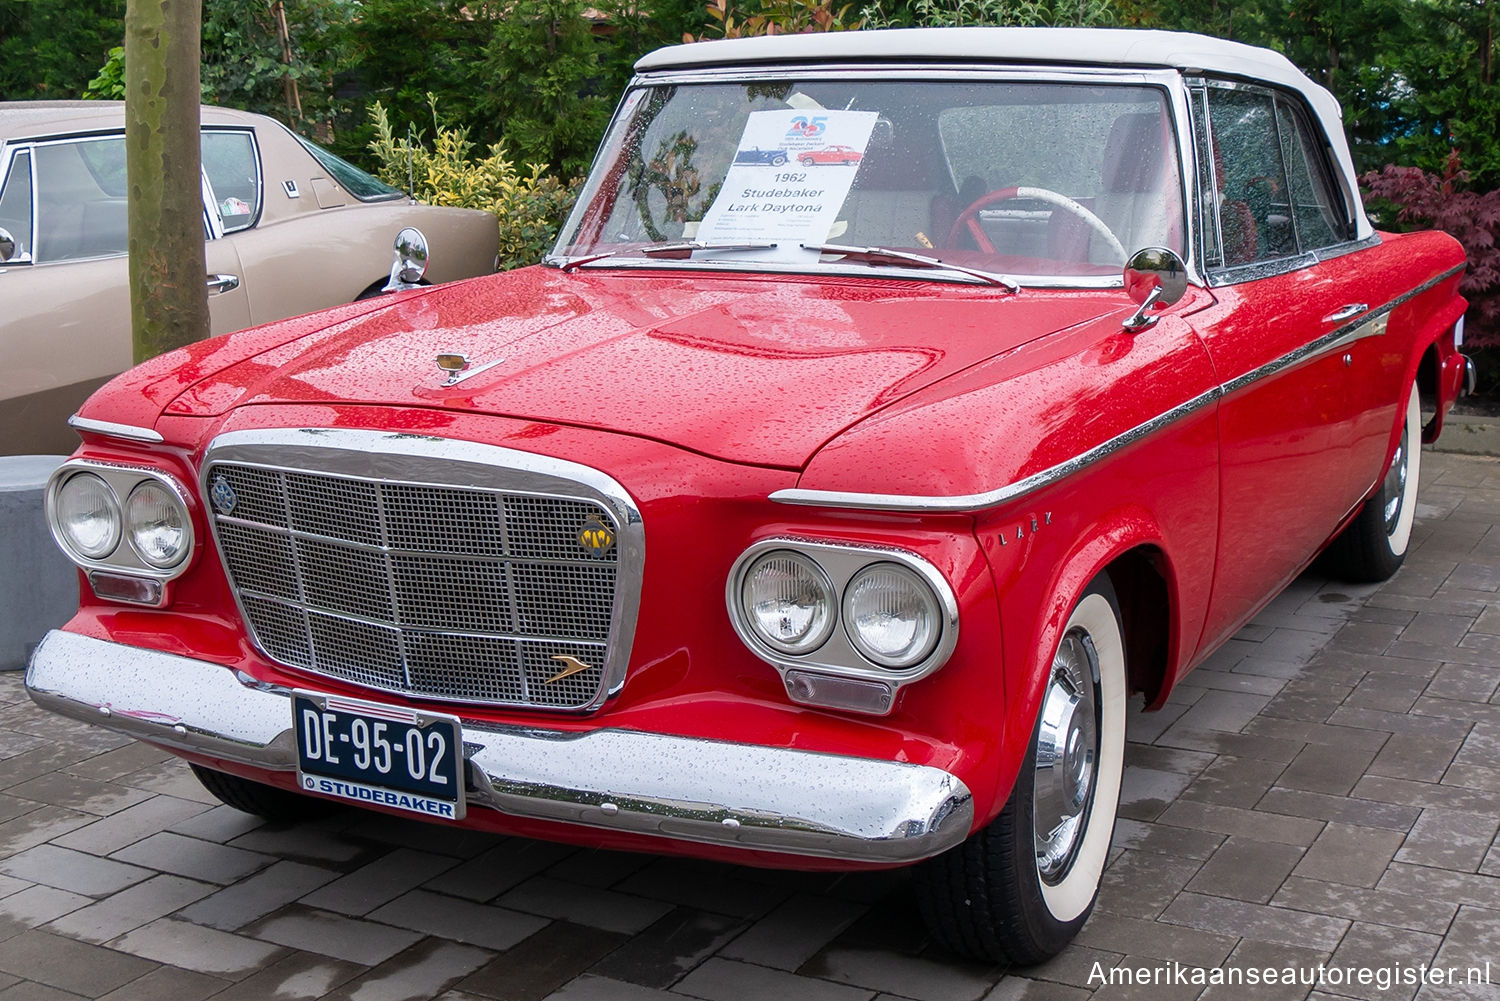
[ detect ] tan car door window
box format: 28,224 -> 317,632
202,131 -> 261,233
33,139 -> 130,263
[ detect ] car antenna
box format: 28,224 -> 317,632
406,123 -> 415,203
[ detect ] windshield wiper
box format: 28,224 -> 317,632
801,243 -> 1020,291
553,241 -> 777,272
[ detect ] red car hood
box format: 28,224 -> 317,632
167,268 -> 1122,469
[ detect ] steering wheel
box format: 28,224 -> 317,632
946,185 -> 1127,262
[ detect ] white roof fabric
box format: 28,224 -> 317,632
637,28 -> 1371,241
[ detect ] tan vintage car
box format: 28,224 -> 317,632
0,102 -> 499,454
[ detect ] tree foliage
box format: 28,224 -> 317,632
1363,153 -> 1500,350
864,0 -> 1113,28
481,0 -> 612,177
0,0 -> 124,100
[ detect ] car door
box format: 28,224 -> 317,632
0,133 -> 252,454
1186,81 -> 1401,653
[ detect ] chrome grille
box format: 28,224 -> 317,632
207,460 -> 623,710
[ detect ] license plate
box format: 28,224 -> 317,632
293,693 -> 465,820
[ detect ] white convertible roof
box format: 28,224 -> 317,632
636,28 -> 1372,241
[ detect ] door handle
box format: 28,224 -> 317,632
206,273 -> 240,294
1322,303 -> 1367,324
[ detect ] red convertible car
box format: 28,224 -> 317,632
800,144 -> 864,165
28,28 -> 1471,963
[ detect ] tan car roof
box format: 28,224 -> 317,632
1,101 -> 264,144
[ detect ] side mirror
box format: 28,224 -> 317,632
1121,247 -> 1187,332
0,227 -> 16,263
382,227 -> 429,292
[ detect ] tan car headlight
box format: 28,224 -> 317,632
126,480 -> 190,568
54,472 -> 122,561
843,562 -> 941,668
740,550 -> 836,655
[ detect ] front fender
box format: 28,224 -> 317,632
976,495 -> 1188,820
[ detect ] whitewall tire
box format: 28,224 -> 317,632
1326,380 -> 1421,582
915,575 -> 1126,964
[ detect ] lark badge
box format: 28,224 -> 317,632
577,515 -> 616,558
546,655 -> 594,685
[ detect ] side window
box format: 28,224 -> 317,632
1204,86 -> 1295,265
1274,99 -> 1351,250
0,150 -> 33,260
32,138 -> 129,263
202,131 -> 260,233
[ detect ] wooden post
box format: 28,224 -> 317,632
273,1 -> 303,123
124,0 -> 210,363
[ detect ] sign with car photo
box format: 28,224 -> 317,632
696,109 -> 877,259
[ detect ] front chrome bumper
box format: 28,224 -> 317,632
26,630 -> 973,864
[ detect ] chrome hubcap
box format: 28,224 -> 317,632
1033,629 -> 1100,883
1382,421 -> 1409,536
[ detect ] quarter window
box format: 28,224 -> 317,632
1275,100 -> 1351,250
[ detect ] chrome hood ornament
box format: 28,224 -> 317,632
435,352 -> 505,388
436,353 -> 470,385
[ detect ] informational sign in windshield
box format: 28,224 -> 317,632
696,109 -> 878,261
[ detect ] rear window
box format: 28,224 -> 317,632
292,134 -> 402,202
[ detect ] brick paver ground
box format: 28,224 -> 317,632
0,451 -> 1495,1001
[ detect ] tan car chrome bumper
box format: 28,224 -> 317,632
26,630 -> 973,864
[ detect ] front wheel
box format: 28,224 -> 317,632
915,576 -> 1126,964
1324,380 -> 1421,582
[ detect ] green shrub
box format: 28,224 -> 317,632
368,98 -> 578,271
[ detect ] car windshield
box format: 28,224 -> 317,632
552,78 -> 1184,283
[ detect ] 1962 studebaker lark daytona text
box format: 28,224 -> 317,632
27,28 -> 1472,962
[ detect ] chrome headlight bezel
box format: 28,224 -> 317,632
45,460 -> 197,602
51,471 -> 122,561
736,549 -> 838,656
726,537 -> 960,715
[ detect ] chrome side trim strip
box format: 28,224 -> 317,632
66,415 -> 164,443
774,263 -> 1466,513
26,630 -> 974,864
772,386 -> 1222,512
1223,263 -> 1465,398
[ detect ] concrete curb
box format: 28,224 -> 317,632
0,457 -> 77,671
1430,413 -> 1500,457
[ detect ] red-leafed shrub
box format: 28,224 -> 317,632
1361,151 -> 1500,351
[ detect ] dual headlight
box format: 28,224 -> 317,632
729,539 -> 959,714
740,551 -> 941,667
47,463 -> 195,604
